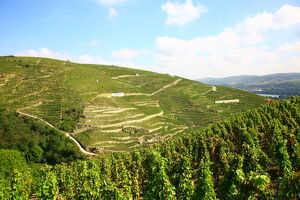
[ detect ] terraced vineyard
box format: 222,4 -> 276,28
0,56 -> 266,152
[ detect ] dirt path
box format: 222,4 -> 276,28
111,74 -> 145,79
93,140 -> 135,145
12,79 -> 25,94
102,108 -> 136,114
90,78 -> 182,101
0,74 -> 16,88
23,91 -> 41,99
20,101 -> 42,110
212,86 -> 217,91
16,111 -> 96,156
95,110 -> 164,128
192,85 -> 216,97
101,128 -> 122,133
151,79 -> 182,95
149,126 -> 163,133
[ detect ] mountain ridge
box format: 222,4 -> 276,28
198,72 -> 300,97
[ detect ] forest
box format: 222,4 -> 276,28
0,97 -> 299,199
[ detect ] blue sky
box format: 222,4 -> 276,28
1,0 -> 300,78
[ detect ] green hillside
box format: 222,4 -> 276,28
0,56 -> 266,152
1,97 -> 299,199
0,108 -> 84,164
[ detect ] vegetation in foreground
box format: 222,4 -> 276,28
0,108 -> 84,165
1,97 -> 299,199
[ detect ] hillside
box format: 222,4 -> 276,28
1,97 -> 299,199
0,108 -> 84,164
0,56 -> 266,152
198,73 -> 300,98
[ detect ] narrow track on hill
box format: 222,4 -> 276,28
16,111 -> 97,156
90,78 -> 182,101
95,109 -> 164,128
80,78 -> 183,151
111,74 -> 146,79
212,86 -> 217,91
151,78 -> 182,95
192,85 -> 217,97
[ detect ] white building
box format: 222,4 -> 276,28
215,99 -> 239,104
112,93 -> 125,97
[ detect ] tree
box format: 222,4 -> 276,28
144,150 -> 176,200
194,149 -> 217,200
0,149 -> 28,176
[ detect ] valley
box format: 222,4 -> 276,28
198,73 -> 300,98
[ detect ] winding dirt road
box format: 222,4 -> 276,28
17,111 -> 96,156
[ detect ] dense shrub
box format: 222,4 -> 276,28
0,109 -> 84,165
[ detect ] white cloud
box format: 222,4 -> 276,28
76,40 -> 101,47
277,40 -> 300,53
156,27 -> 240,55
108,7 -> 118,18
14,48 -> 143,70
14,5 -> 300,79
89,39 -> 101,47
155,45 -> 298,78
273,5 -> 300,28
161,0 -> 207,25
235,5 -> 300,45
15,48 -> 110,65
72,54 -> 111,65
93,0 -> 129,18
111,48 -> 139,60
155,5 -> 300,78
93,0 -> 129,6
15,48 -> 69,60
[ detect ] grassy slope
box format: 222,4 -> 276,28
0,56 -> 267,152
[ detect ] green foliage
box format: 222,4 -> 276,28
1,95 -> 300,198
0,169 -> 32,200
0,109 -> 84,165
194,151 -> 217,200
144,150 -> 176,199
59,107 -> 84,132
174,155 -> 195,200
0,149 -> 28,176
37,167 -> 59,200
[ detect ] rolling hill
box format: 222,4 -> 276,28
0,56 -> 266,153
198,73 -> 300,98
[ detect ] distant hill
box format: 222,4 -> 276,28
0,56 -> 266,153
198,73 -> 300,98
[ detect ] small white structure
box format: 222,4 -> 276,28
136,73 -> 139,76
215,99 -> 239,104
96,80 -> 99,83
112,93 -> 125,97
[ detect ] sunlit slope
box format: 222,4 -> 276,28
0,57 -> 266,152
